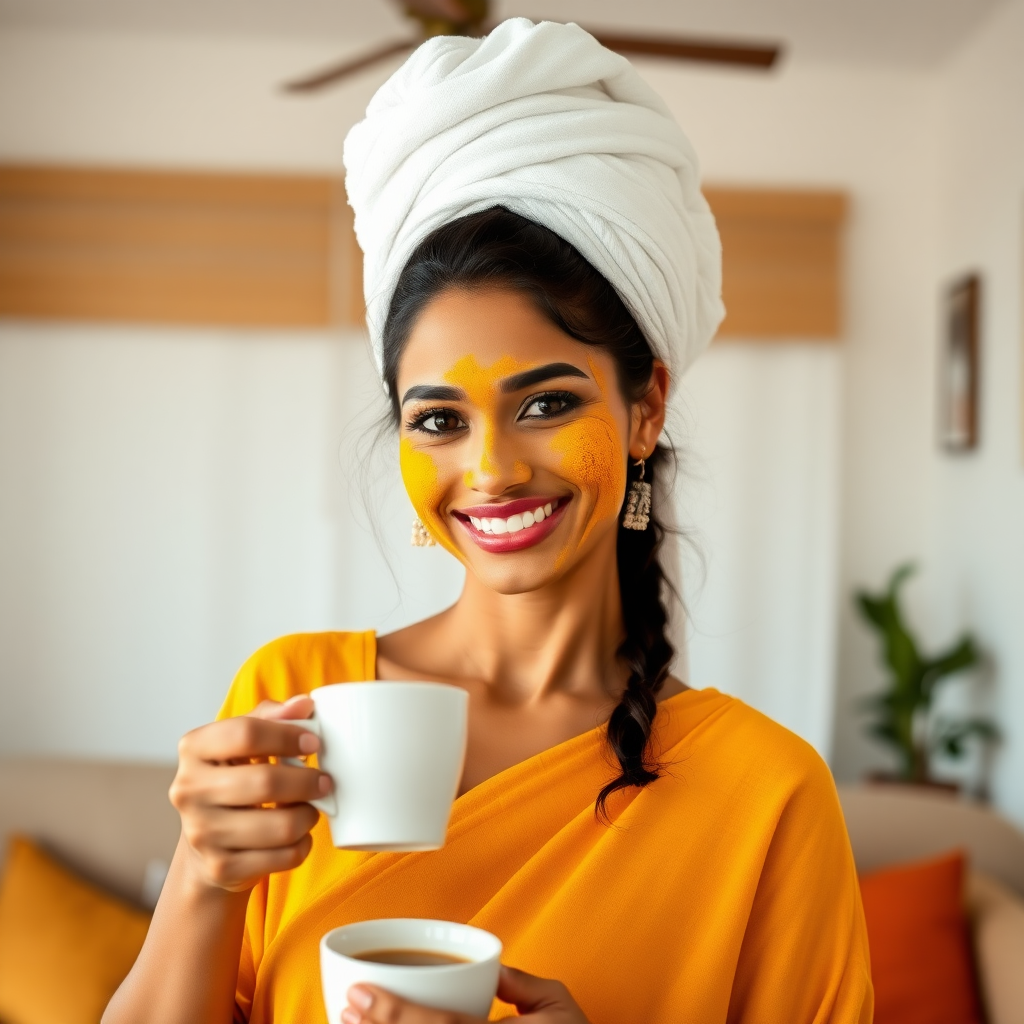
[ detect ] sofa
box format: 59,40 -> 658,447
1,759 -> 1023,1022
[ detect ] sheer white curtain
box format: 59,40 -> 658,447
0,324 -> 839,762
676,342 -> 843,756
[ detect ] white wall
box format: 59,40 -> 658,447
680,345 -> 842,752
923,1 -> 1024,821
639,59 -> 945,781
1,16 -> 1019,822
0,322 -> 466,760
0,316 -> 840,759
0,26 -> 861,762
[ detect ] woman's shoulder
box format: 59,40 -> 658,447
217,630 -> 376,719
660,687 -> 838,806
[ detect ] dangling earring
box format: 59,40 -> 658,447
410,516 -> 437,547
622,446 -> 652,531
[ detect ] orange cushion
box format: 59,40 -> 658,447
0,835 -> 150,1024
860,849 -> 983,1024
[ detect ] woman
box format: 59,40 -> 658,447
105,20 -> 871,1024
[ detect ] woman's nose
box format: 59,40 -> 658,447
463,422 -> 531,493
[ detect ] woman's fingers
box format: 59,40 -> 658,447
342,985 -> 476,1024
185,834 -> 314,893
181,804 -> 320,852
169,695 -> 327,893
251,695 -> 316,720
181,760 -> 330,810
340,969 -> 589,1024
496,967 -> 588,1021
179,714 -> 319,763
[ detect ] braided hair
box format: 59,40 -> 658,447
381,207 -> 675,817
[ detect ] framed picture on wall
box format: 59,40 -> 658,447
940,274 -> 980,452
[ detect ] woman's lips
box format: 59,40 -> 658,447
453,497 -> 569,553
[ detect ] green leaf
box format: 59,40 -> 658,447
930,717 -> 1001,760
921,636 -> 979,696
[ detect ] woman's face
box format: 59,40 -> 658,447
396,286 -> 650,595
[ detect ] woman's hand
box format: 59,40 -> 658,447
341,966 -> 590,1024
169,696 -> 332,893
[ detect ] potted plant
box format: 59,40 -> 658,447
855,563 -> 997,786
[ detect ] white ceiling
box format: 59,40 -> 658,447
0,0 -> 1008,68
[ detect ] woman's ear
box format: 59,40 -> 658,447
629,361 -> 670,459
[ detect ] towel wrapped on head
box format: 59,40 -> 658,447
343,17 -> 724,383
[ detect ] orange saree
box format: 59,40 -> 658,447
219,631 -> 872,1024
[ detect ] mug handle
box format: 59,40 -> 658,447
281,715 -> 338,817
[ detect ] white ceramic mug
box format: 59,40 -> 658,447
320,918 -> 502,1021
287,681 -> 468,851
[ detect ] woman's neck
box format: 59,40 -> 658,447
380,534 -> 628,707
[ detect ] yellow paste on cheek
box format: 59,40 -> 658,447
549,359 -> 626,560
399,437 -> 461,558
400,354 -> 535,555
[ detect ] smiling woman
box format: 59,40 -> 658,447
103,18 -> 871,1024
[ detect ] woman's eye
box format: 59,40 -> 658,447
521,392 -> 579,419
411,409 -> 465,434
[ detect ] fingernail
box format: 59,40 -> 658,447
348,986 -> 373,1011
341,1009 -> 361,1024
298,732 -> 320,754
284,694 -> 306,704
318,773 -> 333,794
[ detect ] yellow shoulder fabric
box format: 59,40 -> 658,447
0,835 -> 151,1024
221,633 -> 872,1024
217,630 -> 376,719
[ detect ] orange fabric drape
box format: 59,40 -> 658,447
219,631 -> 872,1024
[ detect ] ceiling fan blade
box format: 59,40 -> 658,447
587,31 -> 780,69
282,39 -> 417,92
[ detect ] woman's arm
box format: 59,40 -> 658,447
103,835 -> 251,1024
103,698 -> 331,1024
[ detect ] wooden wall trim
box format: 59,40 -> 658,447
705,186 -> 848,340
0,164 -> 362,328
0,166 -> 845,340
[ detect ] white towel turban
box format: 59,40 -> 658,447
343,17 -> 724,383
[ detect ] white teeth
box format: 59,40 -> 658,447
468,500 -> 560,536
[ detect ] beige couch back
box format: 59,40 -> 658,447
0,757 -> 179,906
3,760 -> 1024,908
837,783 -> 1024,896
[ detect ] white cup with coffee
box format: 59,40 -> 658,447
287,681 -> 468,851
320,918 -> 502,1021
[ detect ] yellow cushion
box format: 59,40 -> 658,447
0,835 -> 150,1024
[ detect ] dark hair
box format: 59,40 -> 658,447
382,207 -> 674,818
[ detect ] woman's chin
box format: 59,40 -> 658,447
468,560 -> 573,596
455,521 -> 618,597
456,531 -> 580,595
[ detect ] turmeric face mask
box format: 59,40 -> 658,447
399,352 -> 534,560
396,287 -> 634,593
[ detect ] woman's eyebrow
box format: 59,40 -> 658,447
401,384 -> 466,406
499,362 -> 589,393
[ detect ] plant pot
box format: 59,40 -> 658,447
865,771 -> 961,795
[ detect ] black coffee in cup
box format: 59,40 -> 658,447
352,948 -> 472,967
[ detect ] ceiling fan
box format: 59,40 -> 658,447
283,0 -> 781,93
